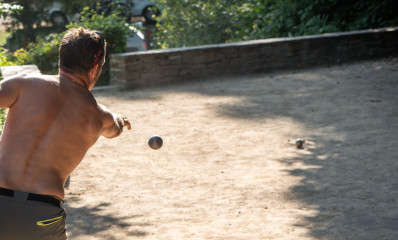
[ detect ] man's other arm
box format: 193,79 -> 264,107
0,78 -> 21,109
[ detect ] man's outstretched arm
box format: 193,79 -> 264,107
98,103 -> 131,138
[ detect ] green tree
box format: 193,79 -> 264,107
154,0 -> 398,49
1,0 -> 95,30
261,0 -> 398,37
0,2 -> 22,18
154,0 -> 246,48
3,0 -> 51,30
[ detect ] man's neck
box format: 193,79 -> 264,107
59,69 -> 90,89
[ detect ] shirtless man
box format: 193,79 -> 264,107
0,28 -> 131,239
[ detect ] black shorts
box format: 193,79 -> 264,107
0,187 -> 67,240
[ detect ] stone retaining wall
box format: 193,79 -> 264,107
110,27 -> 398,89
0,65 -> 41,80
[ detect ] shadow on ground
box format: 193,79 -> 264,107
64,196 -> 150,239
208,59 -> 398,239
209,60 -> 398,239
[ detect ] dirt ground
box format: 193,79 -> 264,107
65,58 -> 398,240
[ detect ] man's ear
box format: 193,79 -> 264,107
90,64 -> 98,79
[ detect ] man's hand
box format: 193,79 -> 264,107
114,114 -> 132,133
121,115 -> 132,130
99,103 -> 132,138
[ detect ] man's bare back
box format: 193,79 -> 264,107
0,74 -> 127,199
0,27 -> 131,239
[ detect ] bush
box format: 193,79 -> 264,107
153,0 -> 245,48
26,33 -> 62,74
0,47 -> 30,82
0,47 -> 15,67
68,6 -> 131,55
153,0 -> 398,48
0,33 -> 61,76
6,27 -> 65,52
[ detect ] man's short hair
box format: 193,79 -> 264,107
59,28 -> 106,75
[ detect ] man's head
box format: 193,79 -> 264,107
59,28 -> 106,76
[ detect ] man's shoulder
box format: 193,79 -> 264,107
6,74 -> 58,85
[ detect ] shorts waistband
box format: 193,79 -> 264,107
0,187 -> 63,208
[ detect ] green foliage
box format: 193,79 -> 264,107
0,46 -> 30,82
0,46 -> 28,66
26,33 -> 62,74
0,108 -> 6,132
0,30 -> 11,46
231,0 -> 342,39
2,0 -> 94,30
154,0 -> 398,48
56,0 -> 95,17
54,0 -> 133,20
154,0 -> 245,48
261,0 -> 398,37
2,0 -> 92,50
3,0 -> 51,30
1,4 -> 132,85
67,6 -> 131,54
0,3 -> 22,18
0,47 -> 14,67
6,26 -> 65,52
0,33 -> 60,75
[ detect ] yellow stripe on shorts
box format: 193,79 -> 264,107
37,215 -> 63,226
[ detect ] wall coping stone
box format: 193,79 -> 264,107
113,27 -> 398,57
110,27 -> 398,89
